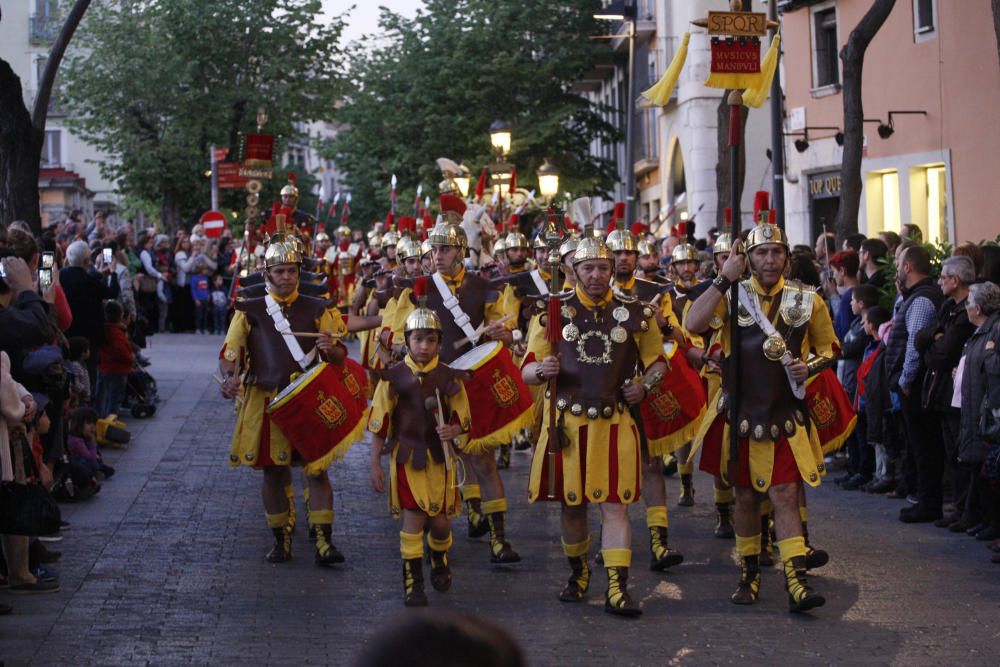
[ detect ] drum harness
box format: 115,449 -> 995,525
265,294 -> 319,371
432,272 -> 480,344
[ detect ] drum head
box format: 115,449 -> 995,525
268,363 -> 327,411
450,341 -> 501,371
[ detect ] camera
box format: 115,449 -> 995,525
41,251 -> 54,269
103,248 -> 114,264
39,267 -> 52,289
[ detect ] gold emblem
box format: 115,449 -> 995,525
587,407 -> 599,419
784,420 -> 795,435
739,419 -> 750,435
650,389 -> 682,422
756,478 -> 766,488
561,304 -> 577,319
623,490 -> 632,500
640,320 -> 649,332
567,492 -> 577,502
795,409 -> 806,424
753,424 -> 765,440
808,472 -> 818,483
229,454 -> 239,463
556,398 -> 568,411
770,425 -> 780,439
490,369 -> 520,408
278,451 -> 288,461
315,392 -> 347,429
610,326 -> 628,344
342,371 -> 361,397
593,489 -> 602,499
613,306 -> 630,323
762,334 -> 787,361
809,394 -> 837,430
571,403 -> 583,416
369,417 -> 382,433
429,502 -> 440,513
562,323 -> 579,341
642,306 -> 653,319
817,463 -> 826,473
224,348 -> 238,361
245,453 -> 254,461
602,405 -> 613,418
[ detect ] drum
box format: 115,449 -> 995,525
450,341 -> 535,449
805,367 -> 857,454
267,362 -> 366,468
639,342 -> 708,453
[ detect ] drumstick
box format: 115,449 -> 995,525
425,393 -> 453,472
452,313 -> 514,349
288,331 -> 343,339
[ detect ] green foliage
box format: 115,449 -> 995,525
875,238 -> 952,310
330,0 -> 619,227
60,0 -> 347,229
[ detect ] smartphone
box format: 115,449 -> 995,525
39,267 -> 52,288
41,251 -> 54,269
103,248 -> 113,264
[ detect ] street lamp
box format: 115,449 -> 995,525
489,119 -> 512,157
593,0 -> 637,226
537,160 -> 560,201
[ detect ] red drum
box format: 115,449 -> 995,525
267,362 -> 366,467
805,367 -> 857,454
450,342 -> 534,449
639,341 -> 708,452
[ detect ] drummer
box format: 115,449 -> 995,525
368,277 -> 472,606
218,226 -> 356,568
389,194 -> 522,565
521,232 -> 668,616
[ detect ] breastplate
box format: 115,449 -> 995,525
383,362 -> 465,469
238,295 -> 329,391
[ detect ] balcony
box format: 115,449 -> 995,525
30,16 -> 61,45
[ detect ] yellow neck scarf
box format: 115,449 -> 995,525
267,286 -> 300,304
404,354 -> 440,379
575,284 -> 613,311
750,274 -> 785,299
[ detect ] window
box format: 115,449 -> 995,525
881,171 -> 901,233
914,0 -> 936,41
41,130 -> 61,166
811,6 -> 840,89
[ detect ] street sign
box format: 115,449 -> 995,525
707,11 -> 766,36
200,210 -> 227,238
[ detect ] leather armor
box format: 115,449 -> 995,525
380,362 -> 466,470
238,281 -> 328,299
236,294 -> 333,391
240,269 -> 327,287
423,272 -> 498,364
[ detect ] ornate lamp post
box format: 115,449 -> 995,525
537,159 -> 560,203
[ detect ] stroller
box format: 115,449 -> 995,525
123,364 -> 159,418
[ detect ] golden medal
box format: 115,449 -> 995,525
610,325 -> 628,344
562,322 -> 580,341
762,334 -> 787,362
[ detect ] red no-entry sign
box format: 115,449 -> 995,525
200,210 -> 227,238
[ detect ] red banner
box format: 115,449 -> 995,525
710,38 -> 760,74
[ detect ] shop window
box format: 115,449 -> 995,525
909,164 -> 948,244
811,5 -> 840,90
41,130 -> 61,167
881,171 -> 901,234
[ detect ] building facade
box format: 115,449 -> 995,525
580,0 -> 773,238
779,0 -> 1000,245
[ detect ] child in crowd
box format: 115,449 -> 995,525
66,337 -> 92,409
367,279 -> 471,607
190,268 -> 211,334
67,407 -> 115,489
855,305 -> 894,493
210,274 -> 229,334
97,300 -> 134,419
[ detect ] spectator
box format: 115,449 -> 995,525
172,236 -> 196,332
66,336 -> 92,408
879,230 -> 901,255
67,406 -> 115,484
844,232 -> 866,252
855,305 -> 894,493
135,232 -> 162,335
956,281 -> 1000,546
0,256 -> 53,382
838,284 -> 880,490
61,239 -> 120,396
981,243 -> 1000,283
859,238 -> 889,289
210,274 -> 229,334
97,300 -> 134,419
901,223 -> 923,244
190,268 -> 211,334
951,243 -> 984,279
830,249 -> 861,342
886,245 -> 944,523
915,256 -> 977,530
152,235 -> 173,333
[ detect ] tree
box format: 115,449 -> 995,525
0,0 -> 91,234
833,0 -> 896,242
330,0 -> 619,226
992,0 -> 1000,69
60,0 -> 347,231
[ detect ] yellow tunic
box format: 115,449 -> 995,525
222,291 -> 351,473
691,276 -> 838,490
525,286 -> 665,505
367,355 -> 472,519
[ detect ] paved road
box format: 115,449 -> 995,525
4,333 -> 1000,666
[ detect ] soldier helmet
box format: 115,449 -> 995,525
280,173 -> 299,199
744,191 -> 788,252
314,232 -> 330,244
714,233 -> 733,254
264,233 -> 302,268
404,276 -> 443,333
671,243 -> 699,263
573,232 -> 613,266
605,204 -> 637,252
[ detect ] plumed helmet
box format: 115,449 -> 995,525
397,236 -> 422,261
573,233 -> 613,266
505,230 -> 529,250
314,232 -> 330,244
404,276 -> 443,333
280,173 -> 299,198
745,191 -> 788,252
428,221 -> 467,252
714,233 -> 733,254
264,233 -> 302,268
637,238 -> 656,257
671,243 -> 699,263
420,238 -> 433,256
605,225 -> 637,253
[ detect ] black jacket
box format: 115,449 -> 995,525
916,296 -> 975,412
60,266 -> 120,347
0,290 -> 52,382
958,313 -> 1000,463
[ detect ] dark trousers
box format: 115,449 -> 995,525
212,306 -> 227,333
97,373 -> 128,419
849,412 -> 875,479
901,390 -> 944,511
940,410 -> 969,515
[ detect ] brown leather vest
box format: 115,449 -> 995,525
554,292 -> 647,419
626,277 -> 670,304
424,272 -> 496,363
239,269 -> 326,287
236,294 -> 331,391
380,362 -> 465,470
238,281 -> 327,299
720,292 -> 809,441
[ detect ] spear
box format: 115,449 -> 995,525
542,208 -> 565,500
412,183 -> 423,218
390,174 -> 398,216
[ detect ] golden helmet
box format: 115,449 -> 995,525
264,234 -> 302,268
382,230 -> 400,247
405,306 -> 443,333
314,232 -> 330,244
369,232 -> 383,250
714,233 -> 733,254
532,233 -> 550,250
505,230 -> 529,250
671,243 -> 699,263
637,238 -> 656,257
605,225 -> 637,253
336,224 -> 351,238
745,223 -> 788,253
280,182 -> 299,199
429,221 -> 468,252
559,235 -> 580,259
420,238 -> 433,256
397,236 -> 422,261
573,233 -> 613,266
493,234 -> 507,255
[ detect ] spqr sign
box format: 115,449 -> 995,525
707,11 -> 767,37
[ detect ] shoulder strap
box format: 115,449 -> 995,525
264,295 -> 318,371
432,272 -> 480,342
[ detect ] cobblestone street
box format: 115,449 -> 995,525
3,334 -> 1000,666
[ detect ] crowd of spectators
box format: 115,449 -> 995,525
0,209 -> 218,614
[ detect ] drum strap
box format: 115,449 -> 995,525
265,295 -> 318,371
736,283 -> 804,399
529,270 -> 549,296
432,272 -> 480,343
